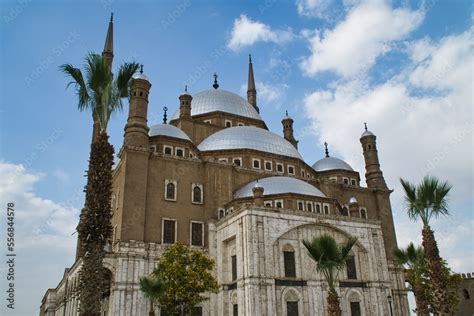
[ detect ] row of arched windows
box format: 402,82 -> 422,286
164,180 -> 203,204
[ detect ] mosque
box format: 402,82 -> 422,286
40,16 -> 409,316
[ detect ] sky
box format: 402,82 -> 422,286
0,0 -> 472,314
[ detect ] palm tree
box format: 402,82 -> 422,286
60,53 -> 139,315
394,243 -> 429,316
400,175 -> 452,314
303,234 -> 357,316
140,275 -> 165,316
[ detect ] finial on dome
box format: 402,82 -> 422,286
286,110 -> 288,116
213,73 -> 219,89
364,122 -> 367,131
140,65 -> 144,74
163,106 -> 168,124
324,142 -> 330,157
185,85 -> 188,92
110,12 -> 114,22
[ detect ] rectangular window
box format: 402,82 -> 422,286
275,200 -> 283,208
264,160 -> 272,171
306,202 -> 313,212
163,145 -> 173,155
252,159 -> 261,169
287,301 -> 298,316
191,222 -> 204,247
276,163 -> 284,173
351,179 -> 357,186
350,302 -> 361,316
175,147 -> 184,157
233,158 -> 242,167
233,304 -> 238,316
297,201 -> 304,211
231,255 -> 237,281
284,251 -> 296,277
346,256 -> 357,279
162,219 -> 176,244
287,165 -> 295,175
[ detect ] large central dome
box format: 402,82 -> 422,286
171,89 -> 263,121
197,126 -> 303,159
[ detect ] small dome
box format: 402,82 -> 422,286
132,72 -> 149,81
349,196 -> 358,204
312,157 -> 353,172
234,176 -> 326,199
149,124 -> 191,141
197,126 -> 303,159
361,130 -> 374,138
171,89 -> 262,121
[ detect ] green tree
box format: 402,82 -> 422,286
152,243 -> 219,316
394,243 -> 429,316
400,176 -> 452,313
60,53 -> 139,315
140,274 -> 165,316
302,234 -> 357,316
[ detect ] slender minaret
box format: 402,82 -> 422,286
102,13 -> 114,71
360,123 -> 387,189
247,54 -> 259,113
124,66 -> 151,148
282,111 -> 298,149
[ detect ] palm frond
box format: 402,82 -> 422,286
116,62 -> 140,98
59,63 -> 90,111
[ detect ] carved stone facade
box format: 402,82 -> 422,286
40,17 -> 410,316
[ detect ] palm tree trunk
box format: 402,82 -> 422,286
149,298 -> 155,316
412,280 -> 429,316
78,131 -> 114,315
422,225 -> 448,314
327,288 -> 341,316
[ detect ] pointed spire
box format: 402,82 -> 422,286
324,142 -> 330,157
163,107 -> 168,124
247,54 -> 256,92
102,13 -> 114,71
213,73 -> 219,89
364,122 -> 367,131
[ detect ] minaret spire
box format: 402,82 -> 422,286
247,54 -> 259,113
102,12 -> 114,70
324,142 -> 330,157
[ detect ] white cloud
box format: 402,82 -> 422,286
240,81 -> 288,107
302,29 -> 473,272
300,0 -> 424,77
227,14 -> 294,51
296,0 -> 332,18
0,161 -> 79,315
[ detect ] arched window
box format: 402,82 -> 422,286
283,250 -> 296,278
324,205 -> 329,214
360,209 -> 367,219
165,182 -> 176,201
306,202 -> 313,212
192,185 -> 202,204
315,204 -> 321,213
341,207 -> 348,216
297,201 -> 304,211
346,255 -> 357,279
463,289 -> 470,299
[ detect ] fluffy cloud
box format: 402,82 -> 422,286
227,14 -> 294,51
300,0 -> 424,77
241,81 -> 289,106
0,162 -> 79,315
303,29 -> 473,272
296,0 -> 332,18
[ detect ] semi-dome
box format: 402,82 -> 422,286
312,157 -> 353,172
149,124 -> 191,141
171,89 -> 262,121
234,176 -> 326,199
197,126 -> 303,159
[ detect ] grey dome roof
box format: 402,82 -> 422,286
149,124 -> 191,141
171,89 -> 262,121
312,157 -> 353,172
197,126 -> 303,159
234,176 -> 326,199
361,130 -> 374,138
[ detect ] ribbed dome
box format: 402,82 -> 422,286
171,89 -> 262,121
197,126 -> 303,159
312,157 -> 353,172
149,124 -> 191,141
234,176 -> 326,198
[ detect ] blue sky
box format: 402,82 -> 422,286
1,0 -> 472,314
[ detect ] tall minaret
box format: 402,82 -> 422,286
360,123 -> 387,189
247,54 -> 259,113
102,13 -> 114,71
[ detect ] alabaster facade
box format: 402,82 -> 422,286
41,17 -> 409,316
